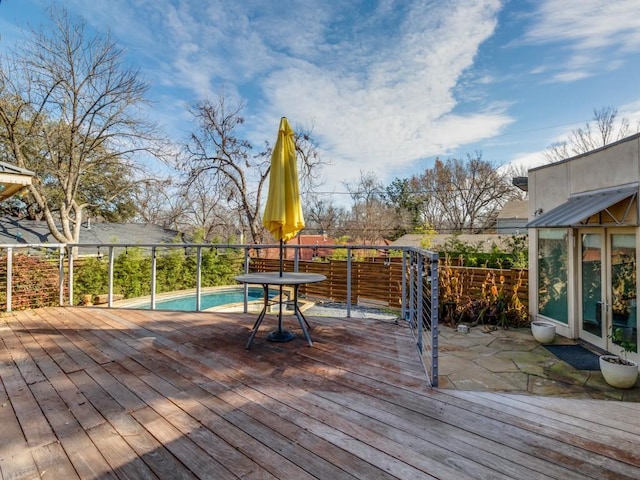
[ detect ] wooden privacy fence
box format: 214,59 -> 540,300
249,257 -> 529,311
249,257 -> 405,308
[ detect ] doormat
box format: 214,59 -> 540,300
543,344 -> 601,371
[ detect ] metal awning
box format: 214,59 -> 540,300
527,184 -> 638,228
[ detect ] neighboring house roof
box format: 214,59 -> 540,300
495,199 -> 529,234
390,233 -> 518,253
0,162 -> 35,201
497,200 -> 528,220
262,234 -> 338,260
0,216 -> 184,250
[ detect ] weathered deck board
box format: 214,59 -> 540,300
0,306 -> 639,479
0,370 -> 41,480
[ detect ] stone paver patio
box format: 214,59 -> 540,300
438,325 -> 640,401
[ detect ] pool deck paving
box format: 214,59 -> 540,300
438,324 -> 640,401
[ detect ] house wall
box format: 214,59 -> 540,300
528,134 -> 640,345
529,135 -> 640,217
567,136 -> 640,194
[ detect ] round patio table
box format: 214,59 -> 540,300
234,272 -> 326,349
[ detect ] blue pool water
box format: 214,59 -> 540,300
132,287 -> 265,311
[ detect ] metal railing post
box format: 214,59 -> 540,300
416,257 -> 424,353
409,251 -> 416,328
108,246 -> 115,307
346,246 -> 352,317
430,252 -> 439,387
151,247 -> 157,310
6,247 -> 12,312
58,247 -> 65,306
242,247 -> 250,313
401,250 -> 407,321
196,246 -> 202,312
68,246 -> 74,305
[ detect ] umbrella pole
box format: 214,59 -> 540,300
279,239 -> 284,277
278,285 -> 284,334
268,238 -> 294,341
279,238 -> 283,333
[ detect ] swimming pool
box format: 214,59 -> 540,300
127,287 -> 266,311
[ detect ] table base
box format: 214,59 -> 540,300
235,272 -> 326,350
267,329 -> 296,342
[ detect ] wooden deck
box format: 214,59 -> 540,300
1,307 -> 639,480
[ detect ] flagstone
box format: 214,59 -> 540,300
436,324 -> 639,400
447,366 -> 522,391
494,372 -> 530,392
475,355 -> 521,373
438,354 -> 476,375
545,362 -> 590,386
527,376 -> 592,396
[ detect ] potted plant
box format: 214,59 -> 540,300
600,327 -> 639,389
531,321 -> 556,343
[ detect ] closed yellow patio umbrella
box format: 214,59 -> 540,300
261,117 -> 305,342
262,116 -> 305,273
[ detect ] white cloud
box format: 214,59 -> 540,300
503,151 -> 547,174
526,0 -> 640,50
36,0 -> 512,190
255,0 -> 507,186
524,0 -> 640,81
551,71 -> 591,83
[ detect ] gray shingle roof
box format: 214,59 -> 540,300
0,216 -> 184,247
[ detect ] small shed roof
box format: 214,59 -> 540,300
0,162 -> 34,201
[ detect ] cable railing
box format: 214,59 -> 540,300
0,242 -> 439,385
405,248 -> 440,386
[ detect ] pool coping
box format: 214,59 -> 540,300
110,285 -> 316,314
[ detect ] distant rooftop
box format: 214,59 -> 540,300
391,233 -> 522,253
0,217 -> 185,254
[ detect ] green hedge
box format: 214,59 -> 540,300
441,234 -> 528,269
73,247 -> 243,304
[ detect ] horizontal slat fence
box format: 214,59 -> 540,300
249,257 -> 404,307
249,258 -> 528,311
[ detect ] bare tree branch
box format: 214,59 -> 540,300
185,95 -> 325,244
0,6 -> 168,242
544,106 -> 637,163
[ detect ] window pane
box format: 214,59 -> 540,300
611,233 -> 637,353
538,229 -> 568,324
581,233 -> 602,336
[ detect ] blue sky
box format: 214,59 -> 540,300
2,0 -> 640,200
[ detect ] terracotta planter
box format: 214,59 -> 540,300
599,355 -> 639,389
531,321 -> 555,344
